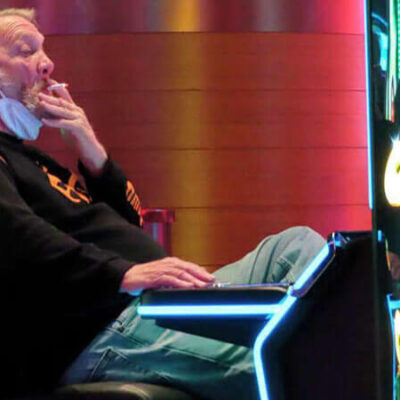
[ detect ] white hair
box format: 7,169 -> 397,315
0,8 -> 39,99
0,8 -> 37,26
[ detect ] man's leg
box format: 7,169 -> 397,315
61,226 -> 325,400
214,225 -> 325,284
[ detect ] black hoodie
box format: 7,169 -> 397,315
0,133 -> 166,395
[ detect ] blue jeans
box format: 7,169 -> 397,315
61,226 -> 325,400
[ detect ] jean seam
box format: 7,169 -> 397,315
105,327 -> 253,374
276,256 -> 294,270
249,237 -> 273,282
271,256 -> 291,281
87,347 -> 113,382
277,255 -> 299,282
90,347 -> 173,386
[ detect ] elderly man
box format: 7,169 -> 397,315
0,8 -> 325,400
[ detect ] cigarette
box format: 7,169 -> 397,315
47,83 -> 69,91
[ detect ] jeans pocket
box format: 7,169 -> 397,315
110,298 -> 141,333
271,257 -> 292,282
90,347 -> 171,386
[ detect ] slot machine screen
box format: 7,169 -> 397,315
366,0 -> 400,397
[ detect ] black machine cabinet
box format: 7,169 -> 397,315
275,232 -> 392,400
139,232 -> 394,400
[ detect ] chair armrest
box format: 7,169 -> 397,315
138,284 -> 289,346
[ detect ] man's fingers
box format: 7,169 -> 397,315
39,92 -> 75,110
168,258 -> 215,282
170,269 -> 210,287
42,118 -> 77,131
120,258 -> 216,293
154,275 -> 194,289
39,101 -> 76,120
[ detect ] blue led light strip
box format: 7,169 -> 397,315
253,295 -> 297,400
388,297 -> 400,310
364,0 -> 375,209
138,303 -> 282,316
292,244 -> 330,291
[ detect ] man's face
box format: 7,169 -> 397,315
0,15 -> 54,112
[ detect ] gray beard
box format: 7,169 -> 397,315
23,82 -> 61,120
0,73 -> 53,119
22,81 -> 47,117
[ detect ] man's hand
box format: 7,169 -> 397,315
120,257 -> 215,294
38,86 -> 107,177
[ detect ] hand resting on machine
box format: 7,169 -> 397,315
120,257 -> 216,294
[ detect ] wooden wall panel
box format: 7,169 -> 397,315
36,32 -> 369,269
172,206 -> 371,268
38,88 -> 366,153
49,148 -> 368,207
64,90 -> 364,125
6,0 -> 365,35
39,116 -> 367,152
43,33 -> 365,91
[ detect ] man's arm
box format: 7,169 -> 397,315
36,85 -> 215,292
39,86 -> 107,176
78,158 -> 144,227
39,86 -> 143,226
0,162 -> 214,298
0,160 -> 131,301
